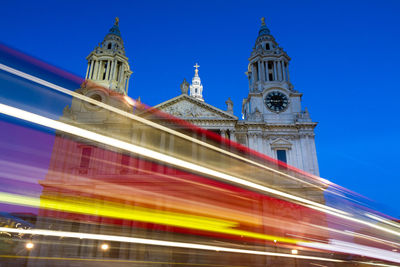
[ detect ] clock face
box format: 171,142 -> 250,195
264,91 -> 289,113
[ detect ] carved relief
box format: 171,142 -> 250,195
161,100 -> 224,119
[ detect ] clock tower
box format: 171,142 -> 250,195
239,18 -> 319,176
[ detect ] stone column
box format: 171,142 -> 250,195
265,61 -> 269,82
273,61 -> 277,81
120,65 -> 125,84
287,64 -> 290,82
220,129 -> 226,139
282,61 -> 287,81
125,75 -> 130,93
257,133 -> 263,153
251,63 -> 257,83
88,60 -> 94,79
92,60 -> 98,80
110,60 -> 116,82
259,61 -> 265,82
95,61 -> 101,80
106,60 -> 111,80
85,62 -> 90,80
229,129 -> 236,142
277,60 -> 282,81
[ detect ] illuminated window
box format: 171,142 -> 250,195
277,150 -> 287,163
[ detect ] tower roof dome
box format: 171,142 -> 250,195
107,17 -> 122,37
258,17 -> 271,36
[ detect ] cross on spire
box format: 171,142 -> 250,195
194,63 -> 200,76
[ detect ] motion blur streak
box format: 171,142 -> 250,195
299,240 -> 400,263
0,63 -> 329,191
0,192 -> 301,244
0,227 -> 344,263
356,262 -> 400,267
0,255 -> 245,267
366,213 -> 400,229
1,102 -> 400,242
0,103 -> 354,221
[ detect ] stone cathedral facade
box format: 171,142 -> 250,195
79,17 -> 319,176
27,18 -> 326,267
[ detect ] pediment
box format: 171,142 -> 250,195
153,94 -> 238,121
270,138 -> 292,149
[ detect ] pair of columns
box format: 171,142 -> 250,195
220,129 -> 235,142
85,59 -> 127,90
251,60 -> 289,83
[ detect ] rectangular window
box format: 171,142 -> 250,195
277,150 -> 287,163
80,147 -> 92,168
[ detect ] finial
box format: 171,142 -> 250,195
194,63 -> 200,75
115,17 -> 119,26
261,17 -> 265,26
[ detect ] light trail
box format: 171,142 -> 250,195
299,240 -> 400,264
307,223 -> 400,249
1,103 -> 400,241
366,213 -> 400,229
0,255 -> 246,267
0,63 -> 329,193
0,227 -> 344,263
0,103 -> 352,220
0,191 -> 301,244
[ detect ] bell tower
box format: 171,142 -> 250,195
85,18 -> 132,94
239,18 -> 319,176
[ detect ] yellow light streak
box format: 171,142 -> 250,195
0,103 -> 349,220
0,227 -> 344,263
0,192 -> 299,244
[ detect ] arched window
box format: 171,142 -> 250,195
108,43 -> 112,49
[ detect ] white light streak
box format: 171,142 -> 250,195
299,239 -> 400,264
0,227 -> 343,263
366,213 -> 400,229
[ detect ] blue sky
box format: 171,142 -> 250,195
1,0 -> 400,216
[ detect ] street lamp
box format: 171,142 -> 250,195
100,243 -> 109,251
25,242 -> 34,250
291,249 -> 299,267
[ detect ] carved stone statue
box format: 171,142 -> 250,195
180,78 -> 189,95
225,97 -> 233,114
